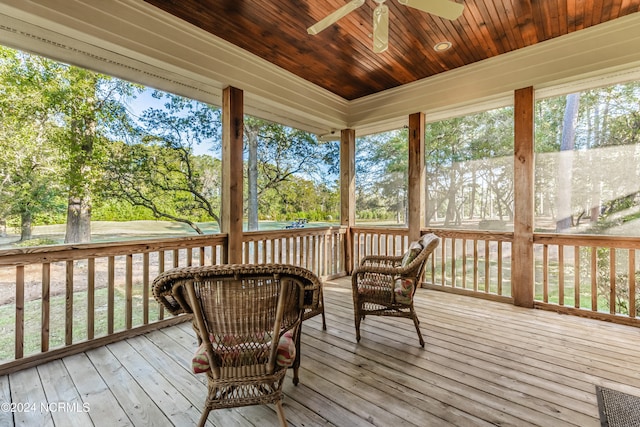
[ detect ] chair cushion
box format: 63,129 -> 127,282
394,277 -> 415,304
275,330 -> 296,367
420,233 -> 438,249
401,241 -> 422,267
192,330 -> 296,374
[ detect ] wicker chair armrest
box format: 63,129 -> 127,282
353,264 -> 403,278
359,254 -> 403,268
152,270 -> 193,315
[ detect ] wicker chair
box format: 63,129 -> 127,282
153,264 -> 323,427
352,233 -> 439,347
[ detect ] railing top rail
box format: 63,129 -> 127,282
423,228 -> 514,241
534,233 -> 640,249
0,233 -> 228,266
350,226 -> 515,241
350,226 -> 409,235
243,225 -> 347,241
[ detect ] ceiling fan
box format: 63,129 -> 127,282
307,0 -> 464,53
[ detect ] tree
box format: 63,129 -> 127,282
423,108 -> 514,228
355,130 -> 408,222
244,116 -> 337,230
47,64 -> 140,243
0,47 -> 64,241
102,92 -> 222,233
555,93 -> 580,231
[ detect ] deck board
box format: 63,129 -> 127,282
3,276 -> 640,426
37,359 -> 92,427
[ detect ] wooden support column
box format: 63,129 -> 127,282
340,129 -> 356,274
221,86 -> 244,264
408,112 -> 425,243
513,86 -> 535,307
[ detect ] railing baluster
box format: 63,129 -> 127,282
462,238 -> 467,289
108,256 -> 115,334
473,239 -> 478,292
143,253 -> 149,325
630,249 -> 636,318
87,259 -> 94,340
497,241 -> 503,296
125,254 -> 133,330
610,248 -> 616,315
558,245 -> 565,306
186,247 -> 193,266
261,239 -> 266,263
65,260 -> 74,346
42,263 -> 51,351
484,241 -> 490,293
441,239 -> 446,286
158,250 -> 165,320
451,238 -> 456,288
543,244 -> 549,303
16,266 -> 24,359
574,246 -> 580,309
321,234 -> 327,277
311,235 -> 317,272
172,249 -> 179,268
591,247 -> 597,311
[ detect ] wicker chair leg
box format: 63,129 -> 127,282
275,401 -> 288,427
354,306 -> 362,342
411,307 -> 425,348
292,366 -> 300,386
320,292 -> 327,330
197,407 -> 211,427
292,327 -> 302,385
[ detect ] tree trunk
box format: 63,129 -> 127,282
468,170 -> 477,220
246,126 -> 259,231
555,93 -> 580,232
65,195 -> 91,243
65,93 -> 96,243
444,165 -> 458,226
20,211 -> 32,241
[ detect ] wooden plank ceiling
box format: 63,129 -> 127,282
144,0 -> 640,101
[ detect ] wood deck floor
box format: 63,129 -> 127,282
2,276 -> 640,426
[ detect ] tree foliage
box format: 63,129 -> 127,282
244,116 -> 339,229
0,47 -> 64,240
101,92 -> 221,234
3,44 -> 640,245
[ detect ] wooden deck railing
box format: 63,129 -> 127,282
350,227 -> 640,324
351,226 -> 410,262
242,226 -> 348,279
351,227 -> 513,302
3,224 -> 640,374
0,234 -> 227,374
534,233 -> 640,325
421,228 -> 513,302
0,226 -> 346,375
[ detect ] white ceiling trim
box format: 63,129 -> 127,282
0,1 -> 639,138
350,12 -> 640,134
0,0 -> 349,135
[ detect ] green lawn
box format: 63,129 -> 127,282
0,285 -> 161,361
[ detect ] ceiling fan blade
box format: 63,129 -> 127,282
372,3 -> 389,53
307,0 -> 366,35
397,0 -> 464,20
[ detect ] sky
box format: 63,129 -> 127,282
125,87 -> 216,157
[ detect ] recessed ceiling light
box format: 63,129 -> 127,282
433,41 -> 452,52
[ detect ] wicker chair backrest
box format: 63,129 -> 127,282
400,233 -> 440,280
